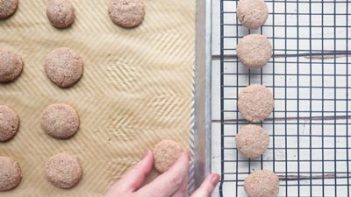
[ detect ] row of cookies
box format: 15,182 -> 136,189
0,139 -> 184,191
0,103 -> 79,142
0,48 -> 83,88
235,0 -> 279,197
0,0 -> 145,28
0,152 -> 82,191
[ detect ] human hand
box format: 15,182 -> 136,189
105,151 -> 220,197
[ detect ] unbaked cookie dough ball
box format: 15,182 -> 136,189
41,103 -> 80,139
236,124 -> 269,158
238,84 -> 274,122
0,49 -> 23,83
236,34 -> 272,69
0,105 -> 19,142
44,47 -> 84,88
0,0 -> 18,19
46,0 -> 75,28
244,170 -> 279,197
108,0 -> 145,28
153,140 -> 182,173
237,0 -> 268,29
0,156 -> 22,191
45,152 -> 82,189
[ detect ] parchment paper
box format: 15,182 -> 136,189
0,0 -> 195,196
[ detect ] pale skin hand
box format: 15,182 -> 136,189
106,151 -> 220,197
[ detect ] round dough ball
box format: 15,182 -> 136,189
108,0 -> 145,28
0,0 -> 18,19
41,103 -> 80,139
237,34 -> 272,69
153,140 -> 182,173
46,0 -> 75,28
237,0 -> 268,29
244,170 -> 279,197
238,84 -> 274,122
0,49 -> 23,83
44,48 -> 84,88
0,156 -> 22,191
236,124 -> 269,158
0,105 -> 19,142
45,152 -> 82,189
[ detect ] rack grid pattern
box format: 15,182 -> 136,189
219,0 -> 351,196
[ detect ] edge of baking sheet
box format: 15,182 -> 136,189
190,0 -> 212,193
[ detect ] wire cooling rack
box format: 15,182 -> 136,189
218,0 -> 351,196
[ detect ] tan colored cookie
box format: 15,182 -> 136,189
236,34 -> 272,69
0,49 -> 23,83
244,170 -> 279,197
0,105 -> 19,142
108,0 -> 145,28
236,124 -> 269,158
0,0 -> 18,19
41,103 -> 80,139
238,84 -> 274,122
153,140 -> 182,173
44,48 -> 84,88
237,0 -> 268,29
46,0 -> 75,28
0,156 -> 22,191
45,152 -> 82,189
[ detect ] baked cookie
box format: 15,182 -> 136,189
41,103 -> 80,139
0,49 -> 23,83
244,170 -> 279,197
108,0 -> 145,28
153,140 -> 182,173
0,105 -> 19,142
236,34 -> 272,69
45,152 -> 82,189
236,124 -> 269,158
46,0 -> 75,28
0,156 -> 22,191
44,48 -> 84,88
237,0 -> 268,29
238,84 -> 274,122
0,0 -> 18,19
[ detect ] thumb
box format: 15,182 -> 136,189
106,151 -> 154,196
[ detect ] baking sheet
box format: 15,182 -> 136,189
0,0 -> 195,196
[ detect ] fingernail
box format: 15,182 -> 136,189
143,150 -> 151,158
210,174 -> 220,185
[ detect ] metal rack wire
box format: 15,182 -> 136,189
219,0 -> 351,196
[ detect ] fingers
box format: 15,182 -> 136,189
191,173 -> 220,197
106,151 -> 154,196
171,168 -> 189,197
138,151 -> 190,197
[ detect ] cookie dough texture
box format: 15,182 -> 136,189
153,140 -> 182,173
236,124 -> 269,158
0,49 -> 23,83
236,34 -> 272,69
0,0 -> 18,19
0,105 -> 19,142
238,84 -> 274,122
41,103 -> 80,139
45,153 -> 82,189
244,170 -> 279,197
46,0 -> 75,28
44,47 -> 84,88
108,0 -> 145,28
0,156 -> 22,191
237,0 -> 268,29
